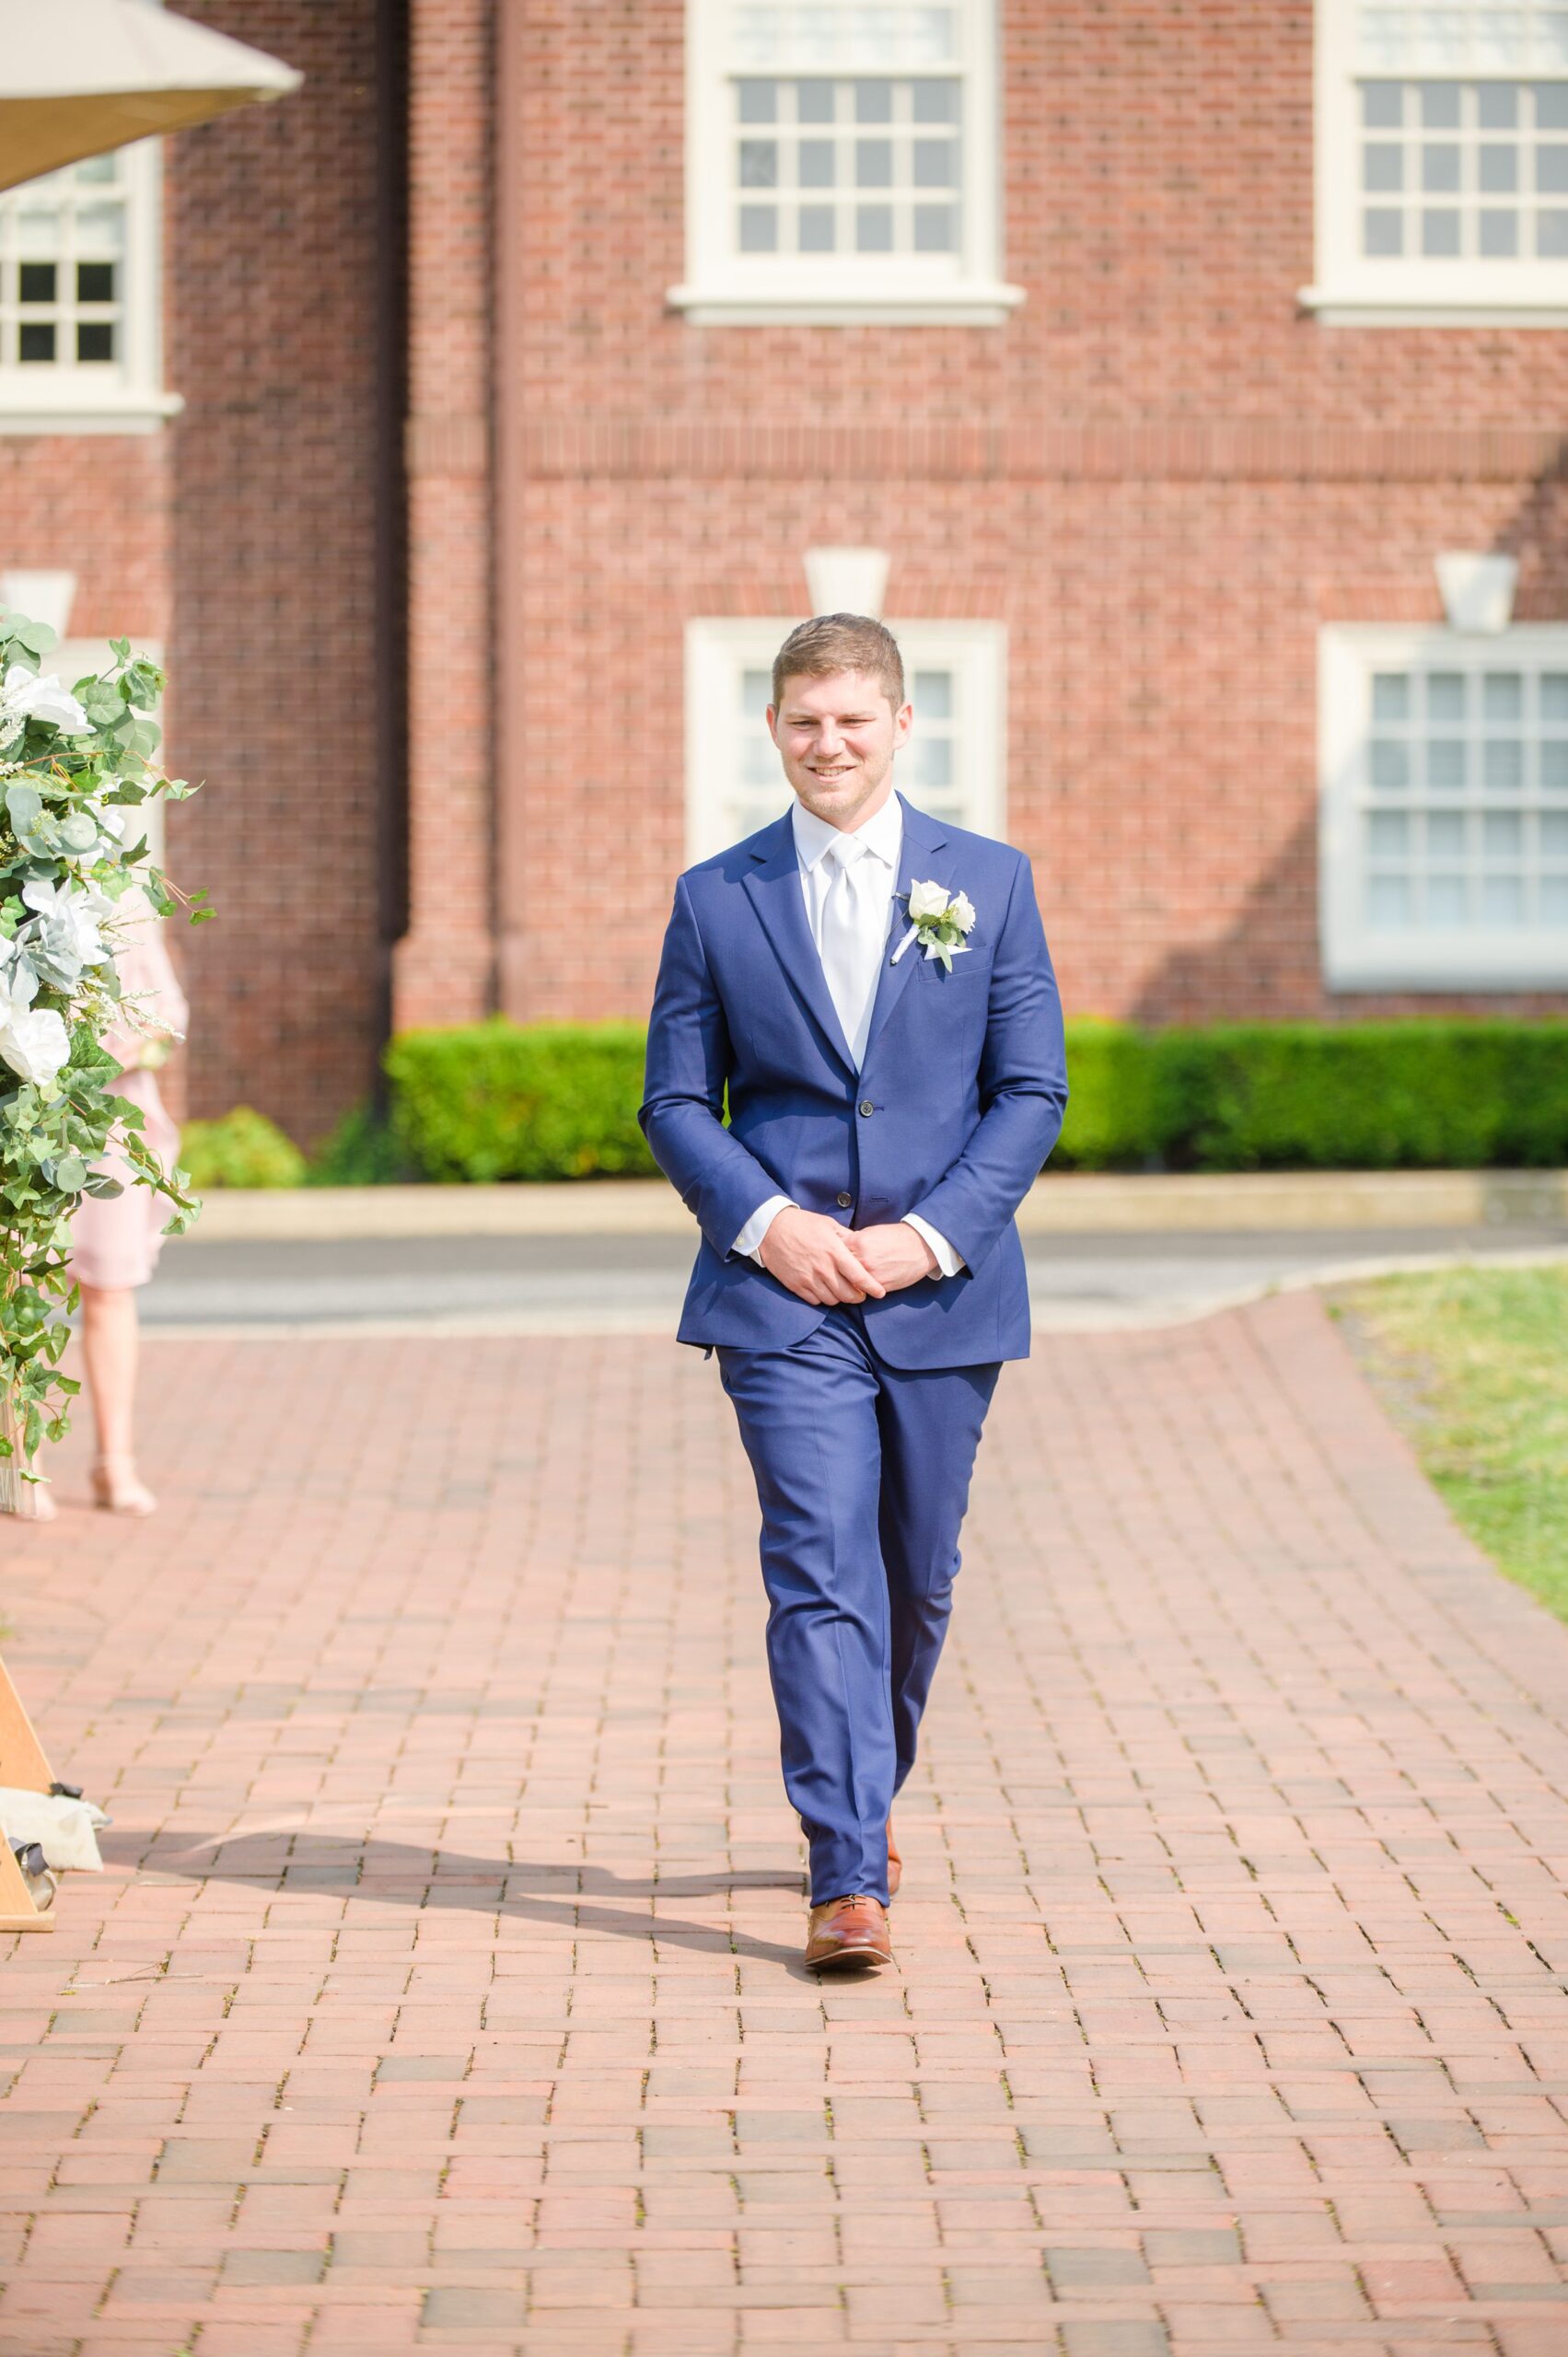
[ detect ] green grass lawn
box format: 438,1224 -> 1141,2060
1333,1263 -> 1568,1622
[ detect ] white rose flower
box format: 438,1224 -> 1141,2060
907,878 -> 951,923
22,877 -> 109,966
949,890 -> 977,935
0,1004 -> 70,1086
0,664 -> 89,737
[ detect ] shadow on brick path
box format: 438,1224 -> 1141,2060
4,1292 -> 1568,2356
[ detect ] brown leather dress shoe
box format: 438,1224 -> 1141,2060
804,1895 -> 894,1972
887,1817 -> 901,1899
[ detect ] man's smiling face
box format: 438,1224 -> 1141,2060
768,667 -> 912,832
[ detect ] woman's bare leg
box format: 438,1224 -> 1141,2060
79,1283 -> 156,1512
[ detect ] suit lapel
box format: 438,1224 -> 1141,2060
740,812 -> 857,1075
860,795 -> 950,1067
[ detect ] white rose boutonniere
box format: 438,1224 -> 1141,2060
890,879 -> 978,974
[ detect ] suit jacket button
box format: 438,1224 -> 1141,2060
835,1191 -> 853,1209
858,1099 -> 875,1117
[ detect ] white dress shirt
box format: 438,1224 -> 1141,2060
732,793 -> 963,1279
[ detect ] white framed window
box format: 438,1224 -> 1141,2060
1320,624 -> 1568,988
685,617 -> 1005,863
1307,1 -> 1568,321
669,1 -> 1021,325
0,143 -> 180,434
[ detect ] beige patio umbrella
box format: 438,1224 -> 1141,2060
0,0 -> 300,192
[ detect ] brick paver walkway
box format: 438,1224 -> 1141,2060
4,1293 -> 1568,2356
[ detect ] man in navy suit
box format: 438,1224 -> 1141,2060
641,614 -> 1068,1972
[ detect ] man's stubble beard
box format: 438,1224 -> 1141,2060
792,749 -> 895,832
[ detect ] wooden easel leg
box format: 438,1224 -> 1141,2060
0,1654 -> 54,1794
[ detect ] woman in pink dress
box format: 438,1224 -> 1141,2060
51,896 -> 189,1516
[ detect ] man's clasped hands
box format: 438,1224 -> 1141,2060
757,1206 -> 938,1307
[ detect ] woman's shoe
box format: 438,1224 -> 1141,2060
90,1457 -> 157,1515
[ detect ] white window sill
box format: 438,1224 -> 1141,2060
1299,283 -> 1568,327
0,387 -> 185,435
667,279 -> 1025,326
1325,942 -> 1568,991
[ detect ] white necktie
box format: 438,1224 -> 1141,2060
818,835 -> 884,1069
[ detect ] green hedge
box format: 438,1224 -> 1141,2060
381,1015 -> 1568,1181
1053,1019 -> 1568,1171
385,1020 -> 656,1183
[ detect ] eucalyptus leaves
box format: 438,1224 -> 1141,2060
0,609 -> 204,1483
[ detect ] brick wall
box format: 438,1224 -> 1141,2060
165,0 -> 388,1144
497,1 -> 1568,1029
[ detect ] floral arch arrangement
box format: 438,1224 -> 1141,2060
0,608 -> 203,1501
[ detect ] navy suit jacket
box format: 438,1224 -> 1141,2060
639,795 -> 1069,1370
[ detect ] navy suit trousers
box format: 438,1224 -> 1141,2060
716,1309 -> 1001,1907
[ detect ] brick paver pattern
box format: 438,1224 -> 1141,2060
4,1293 -> 1568,2356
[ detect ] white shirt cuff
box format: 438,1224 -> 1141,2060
735,1193 -> 796,1263
903,1213 -> 964,1279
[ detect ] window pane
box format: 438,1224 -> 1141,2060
799,203 -> 836,250
913,136 -> 956,186
1543,740 -> 1568,791
739,138 -> 778,186
1543,876 -> 1568,923
913,202 -> 957,249
742,668 -> 771,717
1481,209 -> 1520,253
75,322 -> 113,362
738,79 -> 777,122
1538,206 -> 1568,250
1542,811 -> 1568,853
1541,673 -> 1568,719
1536,82 -> 1568,129
912,79 -> 959,122
1484,738 -> 1525,791
856,203 -> 893,250
1369,811 -> 1410,853
1538,143 -> 1568,191
1427,811 -> 1466,856
1427,671 -> 1466,721
799,137 -> 835,186
797,78 -> 834,122
1422,141 -> 1461,191
76,261 -> 114,303
1368,875 -> 1412,927
738,203 -> 778,250
1371,738 -> 1410,789
1479,83 -> 1520,129
1426,875 -> 1468,924
17,261 -> 55,303
1428,739 -> 1467,790
856,136 -> 892,185
1479,143 -> 1518,191
1373,671 -> 1411,721
1484,672 -> 1524,721
854,78 -> 893,122
1365,206 -> 1404,252
914,669 -> 952,715
1482,875 -> 1524,922
1484,812 -> 1524,854
1365,142 -> 1404,189
1422,207 -> 1461,252
1420,81 -> 1461,128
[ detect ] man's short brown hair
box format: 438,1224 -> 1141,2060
772,613 -> 905,713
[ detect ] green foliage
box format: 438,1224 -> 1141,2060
304,1102 -> 409,1186
1052,1017 -> 1568,1171
1338,1267 -> 1568,1620
383,1014 -> 1568,1187
0,612 -> 200,1465
180,1106 -> 306,1190
387,1019 -> 657,1183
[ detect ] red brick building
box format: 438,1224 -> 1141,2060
3,0 -> 1566,1145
